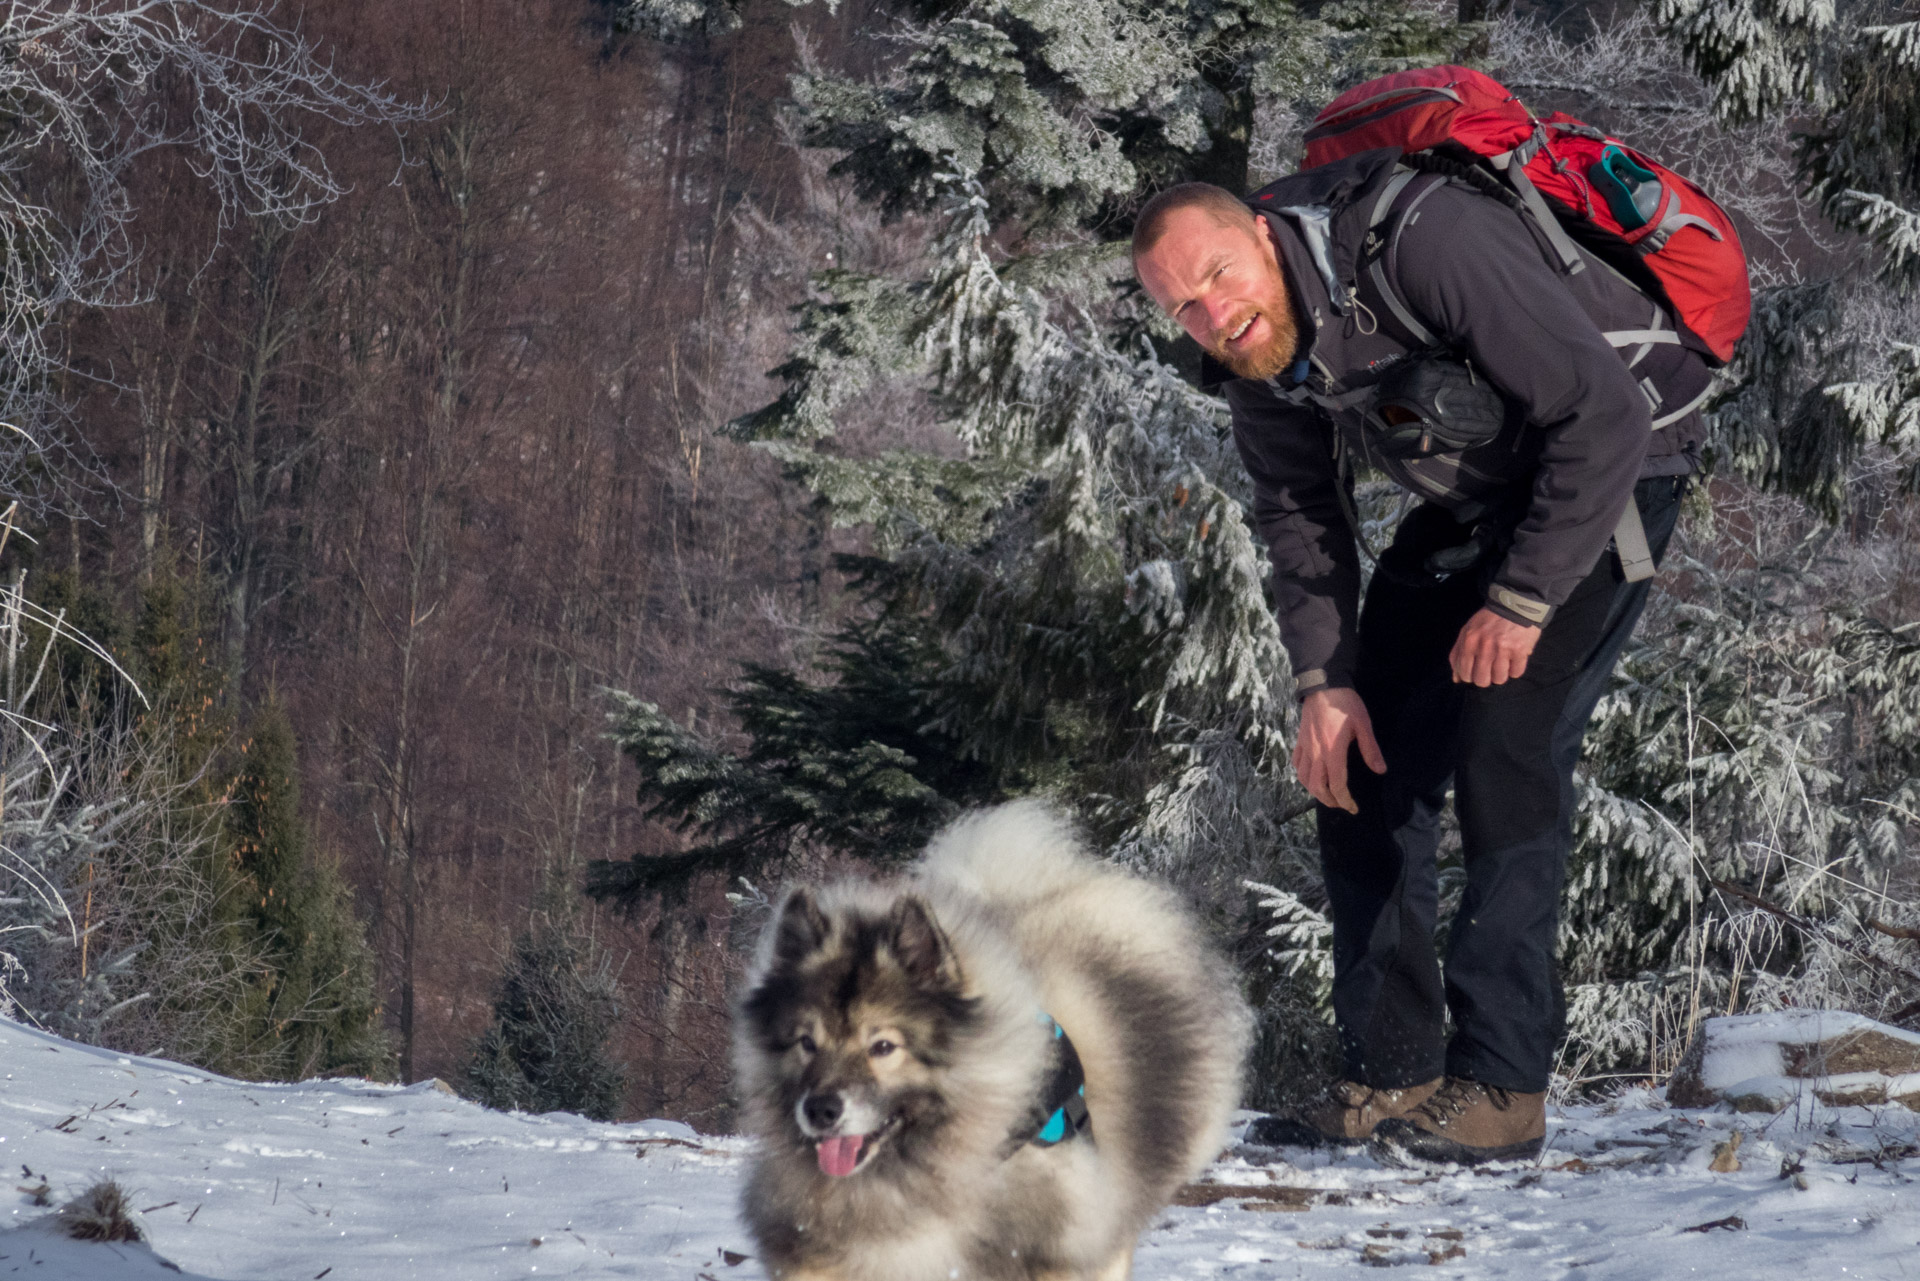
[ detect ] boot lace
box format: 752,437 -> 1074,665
1328,1080 -> 1375,1109
1412,1078 -> 1515,1128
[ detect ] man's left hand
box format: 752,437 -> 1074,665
1450,607 -> 1541,686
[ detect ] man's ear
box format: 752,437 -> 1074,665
886,896 -> 962,990
771,888 -> 831,969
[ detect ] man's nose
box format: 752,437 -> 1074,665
1197,293 -> 1235,337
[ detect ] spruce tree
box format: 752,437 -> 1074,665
594,0 -> 1471,903
7,569 -> 391,1080
228,698 -> 388,1080
1657,0 -> 1920,513
463,873 -> 627,1120
125,574 -> 274,1073
589,603 -> 996,906
587,0 -> 1477,1106
599,1 -> 1920,1094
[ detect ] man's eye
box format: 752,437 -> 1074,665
794,1034 -> 817,1054
868,1039 -> 897,1058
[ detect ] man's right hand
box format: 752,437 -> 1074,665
1293,687 -> 1388,814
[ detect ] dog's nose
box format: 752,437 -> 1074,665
802,1092 -> 844,1131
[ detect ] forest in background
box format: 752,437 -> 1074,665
1,0 -> 1917,1127
7,0 -> 877,1119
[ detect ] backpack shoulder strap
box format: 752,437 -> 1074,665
1486,146 -> 1588,275
1357,169 -> 1448,350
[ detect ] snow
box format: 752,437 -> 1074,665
3,1018 -> 1918,1279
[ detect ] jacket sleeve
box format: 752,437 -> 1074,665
1225,379 -> 1362,696
1389,185 -> 1647,627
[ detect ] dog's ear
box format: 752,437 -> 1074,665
886,896 -> 961,990
771,888 -> 831,968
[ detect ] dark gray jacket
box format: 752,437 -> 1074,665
1225,151 -> 1712,696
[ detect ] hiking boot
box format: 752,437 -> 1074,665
1245,1077 -> 1442,1148
1369,1076 -> 1546,1166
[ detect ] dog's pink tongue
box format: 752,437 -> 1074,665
816,1134 -> 865,1177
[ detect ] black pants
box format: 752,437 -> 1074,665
1317,476 -> 1686,1094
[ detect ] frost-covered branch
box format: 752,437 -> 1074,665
0,0 -> 426,515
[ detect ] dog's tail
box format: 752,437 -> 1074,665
915,798 -> 1095,908
919,798 -> 1252,1242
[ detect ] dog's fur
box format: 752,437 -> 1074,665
734,802 -> 1252,1281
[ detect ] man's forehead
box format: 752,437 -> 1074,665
1136,205 -> 1265,301
1148,205 -> 1258,264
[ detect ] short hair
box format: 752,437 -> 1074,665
1130,183 -> 1257,263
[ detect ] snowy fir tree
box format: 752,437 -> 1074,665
588,0 -> 1473,1099
463,871 -> 628,1121
590,0 -> 1475,893
1657,0 -> 1920,517
592,0 -> 1920,1098
1466,5 -> 1920,1077
588,603 -> 996,905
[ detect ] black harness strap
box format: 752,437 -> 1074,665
1006,1017 -> 1090,1153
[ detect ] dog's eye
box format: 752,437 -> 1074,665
868,1039 -> 897,1059
794,1034 -> 816,1054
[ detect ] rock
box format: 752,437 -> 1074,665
1667,1011 -> 1920,1114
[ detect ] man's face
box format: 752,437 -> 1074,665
1135,206 -> 1300,381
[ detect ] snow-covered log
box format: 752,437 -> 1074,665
1667,1010 -> 1920,1112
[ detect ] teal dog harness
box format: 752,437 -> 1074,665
1018,1015 -> 1090,1149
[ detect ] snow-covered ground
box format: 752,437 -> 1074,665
3,1017 -> 1916,1279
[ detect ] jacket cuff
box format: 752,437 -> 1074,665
1485,583 -> 1554,629
1293,668 -> 1356,701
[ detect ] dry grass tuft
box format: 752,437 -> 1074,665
57,1179 -> 143,1243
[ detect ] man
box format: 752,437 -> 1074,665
1132,151 -> 1712,1165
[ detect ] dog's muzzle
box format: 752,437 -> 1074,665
796,1091 -> 893,1178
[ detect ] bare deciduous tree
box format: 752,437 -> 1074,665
0,0 -> 424,514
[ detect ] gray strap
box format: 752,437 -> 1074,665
1329,84 -> 1463,117
1617,303 -> 1678,368
1365,170 -> 1444,348
1650,382 -> 1714,430
1639,212 -> 1724,253
1614,496 -> 1655,582
1368,260 -> 1437,347
1369,168 -> 1420,227
1491,148 -> 1586,275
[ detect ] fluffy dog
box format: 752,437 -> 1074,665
734,801 -> 1251,1281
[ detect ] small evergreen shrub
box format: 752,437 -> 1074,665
463,881 -> 627,1121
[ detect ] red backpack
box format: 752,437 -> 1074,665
1303,66 -> 1751,365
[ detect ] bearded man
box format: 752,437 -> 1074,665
1132,154 -> 1712,1165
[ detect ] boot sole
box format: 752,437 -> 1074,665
1244,1115 -> 1368,1149
1369,1120 -> 1543,1168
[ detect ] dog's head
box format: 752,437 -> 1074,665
738,887 -> 980,1179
